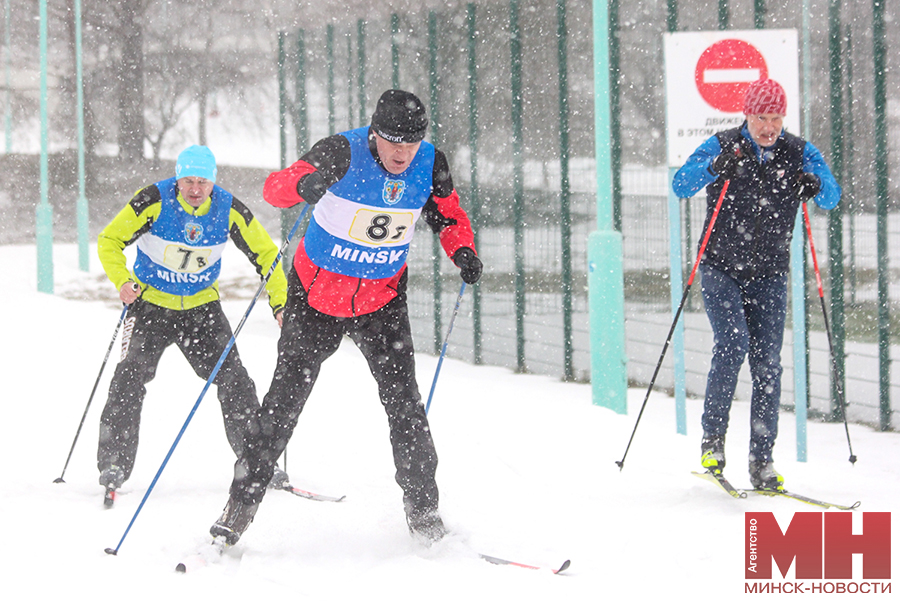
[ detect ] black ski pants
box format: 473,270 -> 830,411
97,299 -> 259,482
230,268 -> 439,519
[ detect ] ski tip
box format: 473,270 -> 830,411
555,559 -> 572,574
175,563 -> 187,573
850,500 -> 862,510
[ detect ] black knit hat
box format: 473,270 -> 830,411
371,90 -> 428,144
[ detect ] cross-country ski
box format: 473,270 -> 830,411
693,470 -> 859,510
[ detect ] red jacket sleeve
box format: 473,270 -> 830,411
434,189 -> 476,258
263,160 -> 317,208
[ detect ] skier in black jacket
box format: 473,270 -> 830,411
673,78 -> 840,491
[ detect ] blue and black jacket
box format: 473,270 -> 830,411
672,123 -> 841,281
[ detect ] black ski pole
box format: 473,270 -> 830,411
105,204 -> 310,556
425,281 -> 466,414
54,285 -> 138,484
616,180 -> 731,471
802,203 -> 857,465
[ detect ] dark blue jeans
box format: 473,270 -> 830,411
699,264 -> 788,464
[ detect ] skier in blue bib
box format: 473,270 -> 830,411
211,90 -> 482,546
96,145 -> 287,505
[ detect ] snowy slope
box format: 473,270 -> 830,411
1,243 -> 896,599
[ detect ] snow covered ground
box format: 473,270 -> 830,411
1,243 -> 897,599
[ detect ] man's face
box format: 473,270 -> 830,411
374,134 -> 421,175
746,113 -> 784,148
177,177 -> 214,207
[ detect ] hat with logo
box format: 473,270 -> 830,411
371,90 -> 428,144
175,145 -> 217,183
743,78 -> 787,116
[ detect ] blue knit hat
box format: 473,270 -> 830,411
175,145 -> 217,182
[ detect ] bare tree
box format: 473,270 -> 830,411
114,0 -> 146,161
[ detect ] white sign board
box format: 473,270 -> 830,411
664,29 -> 800,167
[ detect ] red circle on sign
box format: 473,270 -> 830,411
695,39 -> 768,113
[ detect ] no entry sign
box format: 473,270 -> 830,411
664,30 -> 799,167
695,39 -> 768,113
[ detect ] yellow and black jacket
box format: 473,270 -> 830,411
98,177 -> 287,315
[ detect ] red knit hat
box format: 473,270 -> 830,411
742,78 -> 787,116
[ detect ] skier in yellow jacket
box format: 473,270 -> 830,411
96,145 -> 287,506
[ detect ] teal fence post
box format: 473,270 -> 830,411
280,28 -> 307,264
794,0 -> 814,462
466,3 -> 483,365
326,25 -> 335,135
588,0 -> 627,411
718,0 -> 729,30
668,173 -> 686,434
4,0 -> 10,152
510,0 -> 527,373
827,0 -> 846,422
277,31 -> 287,170
37,0 -> 53,294
791,213 -> 808,461
74,0 -> 89,272
872,0 -> 892,432
294,29 -> 308,155
356,19 -> 366,127
754,0 -> 766,28
608,0 -> 622,233
428,10 -> 443,354
557,0 -> 574,381
346,31 -> 354,129
391,13 -> 400,90
665,4 -> 686,433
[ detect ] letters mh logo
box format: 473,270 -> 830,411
746,512 -> 891,580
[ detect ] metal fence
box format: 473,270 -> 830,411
269,0 -> 900,432
406,165 -> 900,432
6,0 -> 898,431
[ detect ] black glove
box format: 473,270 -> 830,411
296,170 -> 327,205
452,247 -> 482,284
793,172 -> 821,201
711,149 -> 742,179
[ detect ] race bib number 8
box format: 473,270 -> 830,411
348,209 -> 414,245
162,244 -> 212,272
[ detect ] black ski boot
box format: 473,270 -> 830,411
406,508 -> 447,546
99,466 -> 125,508
700,434 -> 726,474
749,461 -> 785,492
268,466 -> 290,490
210,497 -> 259,545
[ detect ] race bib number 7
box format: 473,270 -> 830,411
348,209 -> 415,245
161,244 -> 212,272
